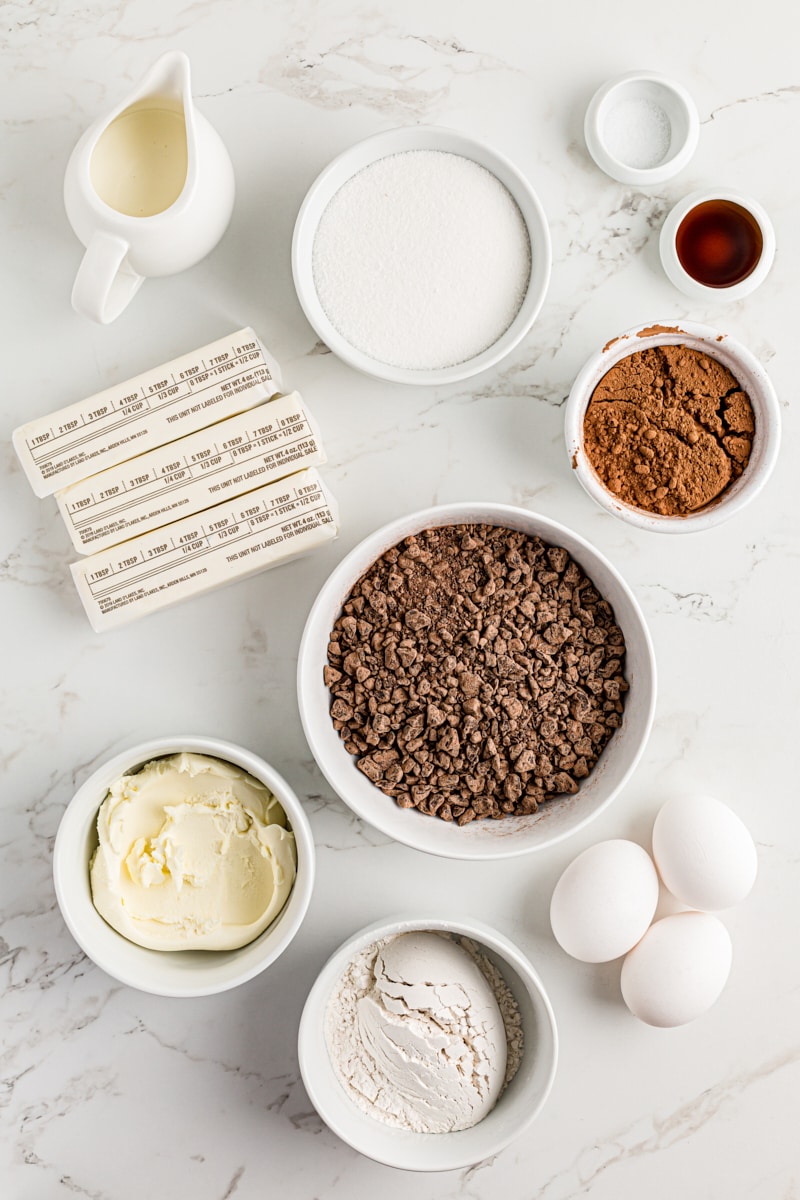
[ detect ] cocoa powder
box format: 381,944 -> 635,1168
583,344 -> 755,516
324,524 -> 628,825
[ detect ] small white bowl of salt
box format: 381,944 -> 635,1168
584,71 -> 699,186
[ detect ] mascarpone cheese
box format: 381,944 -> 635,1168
90,752 -> 297,951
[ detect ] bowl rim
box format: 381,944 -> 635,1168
584,69 -> 700,185
53,734 -> 316,997
297,913 -> 559,1171
297,502 -> 657,859
564,319 -> 782,533
291,124 -> 552,386
658,188 -> 777,302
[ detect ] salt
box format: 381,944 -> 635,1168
603,97 -> 672,169
312,150 -> 532,372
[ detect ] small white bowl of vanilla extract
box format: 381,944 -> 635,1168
659,188 -> 775,301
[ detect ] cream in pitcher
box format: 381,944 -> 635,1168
64,51 -> 234,324
90,103 -> 189,219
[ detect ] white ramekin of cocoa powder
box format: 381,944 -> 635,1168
297,504 -> 656,860
564,321 -> 780,532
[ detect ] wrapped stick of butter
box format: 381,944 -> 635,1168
56,391 -> 326,555
13,328 -> 281,497
70,467 -> 338,632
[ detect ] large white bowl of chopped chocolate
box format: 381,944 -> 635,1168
297,504 -> 656,859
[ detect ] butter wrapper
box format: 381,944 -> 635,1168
13,328 -> 281,497
70,468 -> 339,632
56,392 -> 325,555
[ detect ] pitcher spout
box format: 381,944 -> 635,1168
133,50 -> 192,108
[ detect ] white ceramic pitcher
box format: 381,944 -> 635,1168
64,51 -> 235,324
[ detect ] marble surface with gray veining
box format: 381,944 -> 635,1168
1,1 -> 799,1196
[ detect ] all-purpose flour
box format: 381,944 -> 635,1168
325,931 -> 524,1133
312,150 -> 532,371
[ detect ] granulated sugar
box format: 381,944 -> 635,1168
312,150 -> 531,371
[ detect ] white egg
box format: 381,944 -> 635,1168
621,911 -> 732,1027
549,839 -> 659,963
652,793 -> 757,910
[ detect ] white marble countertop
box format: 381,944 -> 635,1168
2,1 -> 799,1196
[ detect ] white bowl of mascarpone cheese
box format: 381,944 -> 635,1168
53,735 -> 315,997
298,915 -> 558,1171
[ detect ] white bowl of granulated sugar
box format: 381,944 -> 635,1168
291,126 -> 551,385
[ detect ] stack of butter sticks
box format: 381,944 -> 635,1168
13,328 -> 339,632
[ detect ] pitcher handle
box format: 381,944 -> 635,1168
71,232 -> 145,324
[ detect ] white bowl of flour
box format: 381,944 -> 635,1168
292,126 -> 551,385
298,915 -> 558,1170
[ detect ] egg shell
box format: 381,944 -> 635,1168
652,793 -> 757,911
621,911 -> 732,1027
549,839 -> 659,963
